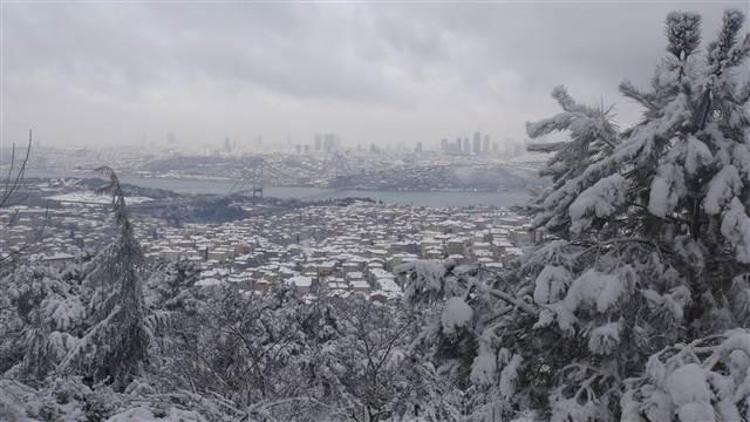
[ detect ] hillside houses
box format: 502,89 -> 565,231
1,193 -> 531,303
130,202 -> 530,301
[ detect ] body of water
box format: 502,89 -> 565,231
26,170 -> 531,208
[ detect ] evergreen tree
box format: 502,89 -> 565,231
401,9 -> 749,421
524,9 -> 748,420
58,167 -> 149,392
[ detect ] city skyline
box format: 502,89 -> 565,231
1,1 -> 744,148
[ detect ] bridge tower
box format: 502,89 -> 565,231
250,158 -> 264,199
236,157 -> 264,199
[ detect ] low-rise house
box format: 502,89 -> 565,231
287,275 -> 313,294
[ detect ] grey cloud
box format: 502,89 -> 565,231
1,1 -> 746,146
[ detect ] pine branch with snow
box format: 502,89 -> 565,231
524,85 -> 620,237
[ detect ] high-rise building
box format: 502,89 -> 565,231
483,134 -> 491,153
323,133 -> 340,153
473,132 -> 481,154
314,134 -> 322,151
415,142 -> 423,153
463,138 -> 471,154
441,138 -> 448,151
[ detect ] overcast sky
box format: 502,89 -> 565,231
1,1 -> 746,150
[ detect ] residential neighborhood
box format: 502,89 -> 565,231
0,180 -> 532,304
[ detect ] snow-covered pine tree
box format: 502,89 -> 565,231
400,9 -> 749,421
58,167 -> 149,392
516,9 -> 749,420
559,8 -> 750,332
525,86 -> 619,237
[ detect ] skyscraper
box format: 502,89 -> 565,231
323,133 -> 340,153
314,134 -> 322,151
463,138 -> 471,154
473,132 -> 481,154
483,134 -> 491,153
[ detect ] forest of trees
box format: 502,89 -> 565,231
1,9 -> 748,422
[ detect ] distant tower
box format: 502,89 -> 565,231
323,133 -> 339,153
224,136 -> 232,153
456,137 -> 462,152
314,134 -> 322,151
483,134 -> 491,153
415,142 -> 423,153
473,132 -> 481,155
441,138 -> 448,151
463,138 -> 471,154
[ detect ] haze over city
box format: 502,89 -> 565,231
2,1 -> 743,148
